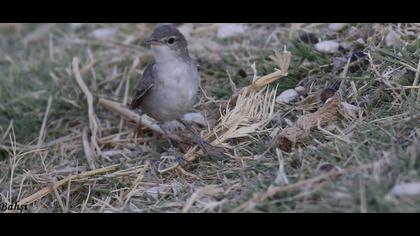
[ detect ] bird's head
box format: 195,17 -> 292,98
145,24 -> 189,62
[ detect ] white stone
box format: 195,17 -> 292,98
389,182 -> 420,198
315,40 -> 340,54
356,38 -> 365,45
70,23 -> 84,29
217,23 -> 247,39
181,112 -> 207,126
340,102 -> 359,118
385,30 -> 400,47
341,102 -> 360,111
294,86 -> 306,95
270,127 -> 280,138
92,28 -> 118,40
328,23 -> 347,32
284,118 -> 294,127
276,89 -> 298,104
339,41 -> 353,50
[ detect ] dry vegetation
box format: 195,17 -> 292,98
0,23 -> 419,212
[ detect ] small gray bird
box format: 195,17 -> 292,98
130,25 -> 199,122
130,25 -> 213,160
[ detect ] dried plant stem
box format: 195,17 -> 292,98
412,57 -> 420,99
226,49 -> 291,109
72,57 -> 101,162
82,127 -> 97,170
37,96 -> 53,147
98,98 -> 162,134
122,161 -> 150,205
52,184 -> 66,213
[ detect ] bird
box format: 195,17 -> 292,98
130,25 -> 199,122
129,24 -> 214,161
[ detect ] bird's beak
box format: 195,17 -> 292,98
145,37 -> 163,45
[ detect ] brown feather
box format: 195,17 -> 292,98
129,59 -> 156,109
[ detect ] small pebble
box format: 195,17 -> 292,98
92,28 -> 118,40
315,40 -> 339,54
341,102 -> 360,111
385,30 -> 400,47
70,23 -> 84,29
356,38 -> 366,45
276,89 -> 298,104
339,41 -> 353,50
388,182 -> 420,199
181,112 -> 207,126
217,23 -> 246,39
328,23 -> 347,32
294,86 -> 306,95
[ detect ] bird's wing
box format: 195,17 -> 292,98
129,59 -> 156,109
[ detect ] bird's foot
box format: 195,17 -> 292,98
190,134 -> 225,159
168,148 -> 188,166
191,134 -> 210,150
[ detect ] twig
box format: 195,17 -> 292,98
176,166 -> 199,179
412,57 -> 420,99
98,98 -> 161,133
72,57 -> 101,161
82,127 -> 97,170
52,184 -> 66,213
274,148 -> 289,185
385,86 -> 420,90
98,98 -> 183,142
1,119 -> 14,142
37,96 -> 53,147
8,126 -> 17,204
80,59 -> 97,76
122,161 -> 150,206
65,179 -> 72,213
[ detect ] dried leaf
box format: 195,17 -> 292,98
276,94 -> 341,151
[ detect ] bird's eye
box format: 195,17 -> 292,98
167,37 -> 175,45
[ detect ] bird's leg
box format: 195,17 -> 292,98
159,124 -> 187,165
177,119 -> 209,152
161,125 -> 174,147
177,119 -> 225,158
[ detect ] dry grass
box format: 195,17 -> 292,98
1,23 -> 420,212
